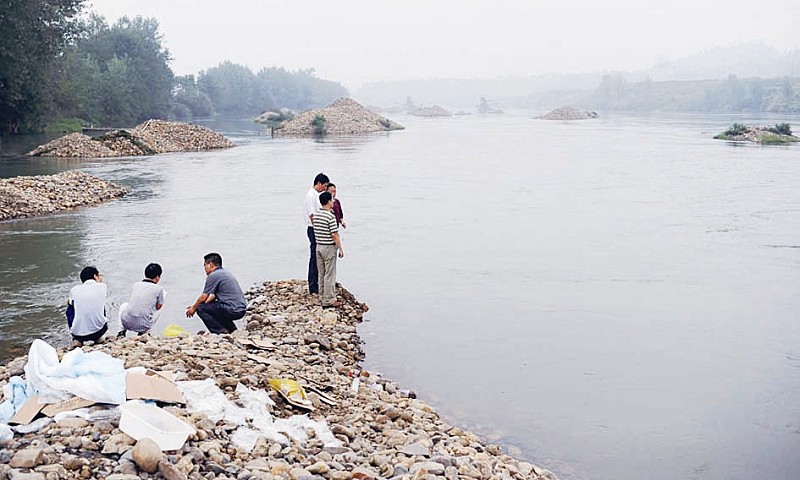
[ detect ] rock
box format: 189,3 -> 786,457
535,106 -> 598,120
9,449 -> 44,468
159,461 -> 189,480
410,461 -> 445,475
101,433 -> 135,454
7,471 -> 45,480
106,475 -> 142,480
56,418 -> 89,429
306,462 -> 329,474
131,438 -> 163,473
410,105 -> 452,117
398,442 -> 430,457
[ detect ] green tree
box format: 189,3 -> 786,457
172,75 -> 214,118
198,62 -> 258,115
0,0 -> 86,133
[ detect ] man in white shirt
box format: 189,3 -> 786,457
68,266 -> 108,346
305,172 -> 329,294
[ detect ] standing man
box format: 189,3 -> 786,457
313,191 -> 344,308
185,252 -> 247,334
305,173 -> 329,294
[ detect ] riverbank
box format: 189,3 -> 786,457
0,171 -> 127,221
0,280 -> 556,480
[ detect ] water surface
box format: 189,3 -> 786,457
1,112 -> 799,480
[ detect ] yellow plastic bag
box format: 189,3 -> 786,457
162,324 -> 189,338
268,378 -> 313,410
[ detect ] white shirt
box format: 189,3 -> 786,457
305,186 -> 321,227
121,280 -> 165,333
69,280 -> 107,336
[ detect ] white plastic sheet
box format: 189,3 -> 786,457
0,376 -> 29,424
0,423 -> 12,441
24,340 -> 126,405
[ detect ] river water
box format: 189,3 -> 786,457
1,112 -> 799,480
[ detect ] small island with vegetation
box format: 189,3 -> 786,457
273,98 -> 404,136
714,123 -> 799,144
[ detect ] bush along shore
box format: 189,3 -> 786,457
27,120 -> 235,158
0,280 -> 556,480
0,171 -> 127,221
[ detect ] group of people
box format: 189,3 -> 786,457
67,253 -> 246,346
305,173 -> 346,308
66,173 -> 348,346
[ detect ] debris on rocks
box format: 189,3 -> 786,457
0,280 -> 558,479
535,106 -> 599,120
27,120 -> 234,158
0,171 -> 127,221
274,98 -> 404,136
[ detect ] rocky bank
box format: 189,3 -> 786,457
535,107 -> 598,121
0,280 -> 557,480
274,99 -> 404,136
28,121 -> 234,158
0,171 -> 127,222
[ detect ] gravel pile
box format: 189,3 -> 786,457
0,280 -> 556,480
275,98 -> 404,136
535,107 -> 598,120
0,171 -> 128,221
27,121 -> 234,158
409,106 -> 452,117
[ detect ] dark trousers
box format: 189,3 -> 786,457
72,323 -> 108,343
197,302 -> 244,334
307,226 -> 319,293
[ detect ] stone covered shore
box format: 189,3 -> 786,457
0,171 -> 127,222
0,280 -> 556,480
28,120 -> 235,158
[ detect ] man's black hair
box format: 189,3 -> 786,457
144,263 -> 162,279
327,182 -> 336,189
319,191 -> 333,206
313,173 -> 329,186
204,252 -> 222,267
80,266 -> 100,283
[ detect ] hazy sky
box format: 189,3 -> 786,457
88,0 -> 800,88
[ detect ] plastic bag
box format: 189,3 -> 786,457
0,423 -> 12,441
162,324 -> 189,338
268,378 -> 311,408
13,417 -> 52,434
24,340 -> 126,405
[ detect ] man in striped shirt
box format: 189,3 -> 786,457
313,191 -> 344,308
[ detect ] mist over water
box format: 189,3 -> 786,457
1,112 -> 799,480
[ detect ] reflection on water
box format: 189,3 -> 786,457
0,112 -> 799,480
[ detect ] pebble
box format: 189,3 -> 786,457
132,438 -> 163,473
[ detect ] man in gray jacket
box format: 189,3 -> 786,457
185,252 -> 247,334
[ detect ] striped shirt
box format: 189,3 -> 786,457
313,209 -> 338,245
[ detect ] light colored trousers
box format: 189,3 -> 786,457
316,243 -> 338,305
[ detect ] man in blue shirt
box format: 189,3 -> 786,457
185,252 -> 247,334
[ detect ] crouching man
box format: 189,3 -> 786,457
185,252 -> 246,334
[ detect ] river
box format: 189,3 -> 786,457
0,111 -> 799,480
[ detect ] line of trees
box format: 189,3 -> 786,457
0,0 -> 349,135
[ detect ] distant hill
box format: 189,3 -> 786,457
354,42 -> 800,112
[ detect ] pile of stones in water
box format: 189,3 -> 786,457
0,171 -> 127,221
535,106 -> 598,120
274,98 -> 405,136
27,120 -> 235,158
0,280 -> 556,480
409,106 -> 452,117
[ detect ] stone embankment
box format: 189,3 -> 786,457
0,280 -> 556,480
28,120 -> 234,158
0,171 -> 127,221
535,107 -> 598,121
274,98 -> 404,136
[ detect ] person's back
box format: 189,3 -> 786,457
69,266 -> 108,345
205,267 -> 246,312
120,263 -> 165,336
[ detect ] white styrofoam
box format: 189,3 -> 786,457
119,402 -> 195,451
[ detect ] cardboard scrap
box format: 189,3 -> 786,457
126,370 -> 184,404
41,397 -> 95,417
9,396 -> 45,425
